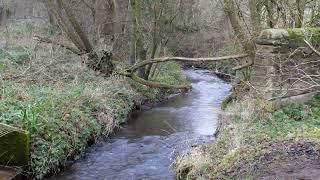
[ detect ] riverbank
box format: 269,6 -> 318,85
175,93 -> 320,179
51,69 -> 231,179
0,21 -> 189,179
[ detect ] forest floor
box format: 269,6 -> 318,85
257,140 -> 320,180
175,93 -> 320,179
0,20 -> 189,179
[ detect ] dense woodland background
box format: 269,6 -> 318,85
1,0 -> 319,79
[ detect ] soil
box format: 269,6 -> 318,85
256,141 -> 320,180
0,166 -> 22,180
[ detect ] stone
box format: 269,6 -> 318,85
256,29 -> 290,46
252,28 -> 320,101
256,28 -> 320,47
259,29 -> 290,40
0,123 -> 29,167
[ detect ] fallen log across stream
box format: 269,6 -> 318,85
121,54 -> 249,89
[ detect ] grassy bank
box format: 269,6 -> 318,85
176,94 -> 320,179
0,21 -> 188,179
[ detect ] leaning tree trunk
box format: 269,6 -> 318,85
224,0 -> 255,81
131,0 -> 147,79
249,0 -> 261,38
45,0 -> 114,76
295,0 -> 306,28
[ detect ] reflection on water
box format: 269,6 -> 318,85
52,69 -> 231,180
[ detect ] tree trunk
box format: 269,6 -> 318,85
265,1 -> 275,28
295,0 -> 306,28
87,51 -> 114,76
46,0 -> 114,76
0,7 -> 3,26
249,0 -> 261,38
145,2 -> 162,80
224,0 -> 255,81
131,0 -> 147,78
223,0 -> 255,57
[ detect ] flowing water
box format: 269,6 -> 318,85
53,69 -> 231,180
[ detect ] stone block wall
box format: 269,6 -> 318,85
252,28 -> 320,100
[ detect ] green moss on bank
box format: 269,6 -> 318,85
176,94 -> 320,179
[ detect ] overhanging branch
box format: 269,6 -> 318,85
121,54 -> 249,89
127,54 -> 249,73
130,74 -> 192,90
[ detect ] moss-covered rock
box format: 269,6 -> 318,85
0,123 -> 29,167
256,28 -> 320,47
256,29 -> 290,46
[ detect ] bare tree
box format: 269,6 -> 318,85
43,0 -> 114,76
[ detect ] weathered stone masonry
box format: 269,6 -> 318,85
252,28 -> 320,104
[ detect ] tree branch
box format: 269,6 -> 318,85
119,54 -> 249,90
33,35 -> 84,55
304,39 -> 320,57
127,54 -> 249,73
124,73 -> 192,90
232,61 -> 253,71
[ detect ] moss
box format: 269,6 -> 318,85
285,28 -> 320,45
221,94 -> 233,110
0,124 -> 29,166
286,28 -> 304,44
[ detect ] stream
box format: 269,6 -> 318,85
52,69 -> 231,180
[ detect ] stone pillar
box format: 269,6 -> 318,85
252,29 -> 290,100
252,28 -> 320,105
